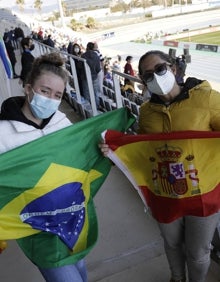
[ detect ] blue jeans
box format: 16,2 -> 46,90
82,77 -> 101,108
158,212 -> 220,282
92,76 -> 101,107
38,259 -> 87,282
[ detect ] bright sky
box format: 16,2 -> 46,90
0,0 -> 59,13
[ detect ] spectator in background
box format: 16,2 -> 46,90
67,40 -> 74,54
60,44 -> 67,53
3,34 -> 19,79
3,28 -> 16,49
169,54 -> 187,85
37,29 -> 43,41
81,42 -> 101,108
70,43 -> 84,95
3,28 -> 10,42
31,31 -> 38,41
93,42 -> 105,95
112,55 -> 122,72
14,25 -> 24,53
72,43 -> 83,57
19,37 -> 35,87
124,55 -> 135,87
121,80 -> 135,95
174,55 -> 187,85
9,27 -> 17,49
43,34 -> 55,48
103,64 -> 113,88
93,42 -> 104,69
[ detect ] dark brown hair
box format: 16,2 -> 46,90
86,42 -> 94,50
138,50 -> 173,76
26,52 -> 69,86
21,37 -> 32,49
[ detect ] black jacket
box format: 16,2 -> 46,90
81,50 -> 101,80
20,50 -> 35,84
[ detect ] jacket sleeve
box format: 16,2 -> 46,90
209,89 -> 220,131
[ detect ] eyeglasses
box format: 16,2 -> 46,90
142,63 -> 171,83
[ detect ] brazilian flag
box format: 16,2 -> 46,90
0,108 -> 135,268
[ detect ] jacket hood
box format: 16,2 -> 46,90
0,96 -> 53,129
0,96 -> 25,121
182,77 -> 204,92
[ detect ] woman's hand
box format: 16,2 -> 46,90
98,142 -> 110,157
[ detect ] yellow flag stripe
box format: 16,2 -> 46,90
0,163 -> 101,241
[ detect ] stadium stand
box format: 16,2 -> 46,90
0,8 -> 145,131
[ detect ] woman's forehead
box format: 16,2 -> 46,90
141,55 -> 165,70
34,73 -> 65,90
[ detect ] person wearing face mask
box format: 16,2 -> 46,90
0,52 -> 88,282
74,45 -> 80,54
138,50 -> 220,282
70,43 -> 85,96
99,50 -> 220,282
72,43 -> 82,57
19,37 -> 35,87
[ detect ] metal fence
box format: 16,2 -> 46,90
33,40 -> 145,120
1,39 -> 145,121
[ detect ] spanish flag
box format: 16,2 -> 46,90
0,108 -> 135,268
103,130 -> 220,224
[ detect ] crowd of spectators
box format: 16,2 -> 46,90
2,20 -> 187,112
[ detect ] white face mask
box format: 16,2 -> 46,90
74,47 -> 80,53
30,91 -> 61,119
147,70 -> 175,96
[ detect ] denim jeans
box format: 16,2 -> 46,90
38,259 -> 87,282
92,76 -> 101,107
158,212 -> 220,282
82,77 -> 101,108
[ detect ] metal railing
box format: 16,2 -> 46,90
33,40 -> 145,119
1,39 -> 145,120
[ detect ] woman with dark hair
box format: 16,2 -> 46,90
137,50 -> 220,282
72,43 -> 83,57
124,55 -> 135,88
100,49 -> 220,282
70,43 -> 85,96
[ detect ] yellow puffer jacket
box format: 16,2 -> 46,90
138,78 -> 220,133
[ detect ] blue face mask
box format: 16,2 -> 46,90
30,91 -> 61,119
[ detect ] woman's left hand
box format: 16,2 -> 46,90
98,142 -> 110,157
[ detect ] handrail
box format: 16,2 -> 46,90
33,40 -> 99,117
1,38 -> 144,119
